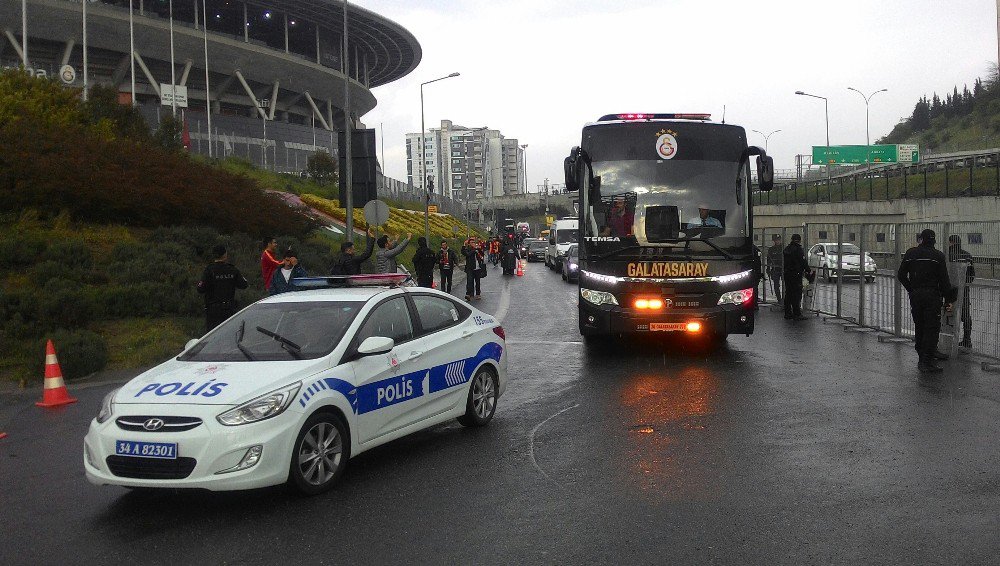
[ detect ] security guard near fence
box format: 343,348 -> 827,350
897,229 -> 956,374
197,244 -> 249,333
782,234 -> 812,320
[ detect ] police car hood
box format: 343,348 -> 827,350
116,358 -> 327,406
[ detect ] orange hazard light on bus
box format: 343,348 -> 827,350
686,321 -> 702,333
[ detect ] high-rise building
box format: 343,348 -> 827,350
406,120 -> 524,202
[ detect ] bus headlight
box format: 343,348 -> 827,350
718,287 -> 754,306
581,288 -> 619,306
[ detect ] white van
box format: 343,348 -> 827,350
546,218 -> 579,272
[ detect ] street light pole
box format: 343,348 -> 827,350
420,72 -> 460,240
519,143 -> 528,196
751,129 -> 781,153
795,90 -> 831,194
847,87 -> 887,166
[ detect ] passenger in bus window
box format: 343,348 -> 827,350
686,205 -> 723,228
601,196 -> 635,237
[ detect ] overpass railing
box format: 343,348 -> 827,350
756,221 -> 1000,361
752,149 -> 1000,205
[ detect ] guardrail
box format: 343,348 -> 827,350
752,148 -> 1000,204
756,221 -> 1000,360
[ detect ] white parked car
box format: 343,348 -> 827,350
807,243 -> 877,282
84,274 -> 508,495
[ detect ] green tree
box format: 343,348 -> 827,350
154,114 -> 184,151
307,151 -> 338,186
82,85 -> 150,142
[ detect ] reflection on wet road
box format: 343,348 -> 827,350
2,260 -> 999,565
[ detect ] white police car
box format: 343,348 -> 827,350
84,274 -> 508,495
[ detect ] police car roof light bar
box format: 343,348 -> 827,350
599,113 -> 712,122
291,274 -> 411,289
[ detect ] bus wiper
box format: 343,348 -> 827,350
595,245 -> 644,261
692,238 -> 735,260
654,238 -> 735,260
256,326 -> 303,359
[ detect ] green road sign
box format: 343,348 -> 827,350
812,144 -> 920,165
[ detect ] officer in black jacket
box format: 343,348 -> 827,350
412,237 -> 438,288
782,234 -> 812,320
197,245 -> 249,333
897,229 -> 955,373
948,235 -> 975,348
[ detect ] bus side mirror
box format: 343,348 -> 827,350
564,149 -> 580,192
757,155 -> 775,191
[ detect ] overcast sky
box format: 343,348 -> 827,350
355,0 -> 997,191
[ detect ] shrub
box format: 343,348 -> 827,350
42,238 -> 92,269
33,329 -> 109,380
37,278 -> 96,329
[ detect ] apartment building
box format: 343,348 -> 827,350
406,120 -> 524,202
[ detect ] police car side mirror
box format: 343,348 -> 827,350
357,336 -> 395,356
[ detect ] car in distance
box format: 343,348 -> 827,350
561,244 -> 580,282
84,275 -> 508,495
524,238 -> 548,262
807,243 -> 877,282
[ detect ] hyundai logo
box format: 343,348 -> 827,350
143,418 -> 165,431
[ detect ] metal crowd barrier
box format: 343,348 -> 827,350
755,221 -> 1000,360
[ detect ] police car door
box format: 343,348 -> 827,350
347,296 -> 424,445
407,293 -> 479,416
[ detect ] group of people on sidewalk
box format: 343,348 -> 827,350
765,229 -> 975,374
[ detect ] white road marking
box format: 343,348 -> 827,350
494,279 -> 511,323
528,403 -> 579,489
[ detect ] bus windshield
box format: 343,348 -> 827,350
581,121 -> 751,255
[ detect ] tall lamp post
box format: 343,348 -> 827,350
795,90 -> 831,194
847,87 -> 887,166
519,143 -> 528,196
751,129 -> 781,153
421,72 -> 461,240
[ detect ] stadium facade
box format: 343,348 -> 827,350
1,0 -> 420,172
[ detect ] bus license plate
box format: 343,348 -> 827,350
115,440 -> 177,459
649,323 -> 687,332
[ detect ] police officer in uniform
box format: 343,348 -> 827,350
197,244 -> 249,333
897,229 -> 955,373
782,234 -> 812,320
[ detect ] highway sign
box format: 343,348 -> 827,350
363,199 -> 390,226
428,205 -> 439,214
812,145 -> 919,164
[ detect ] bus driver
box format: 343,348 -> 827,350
686,205 -> 722,228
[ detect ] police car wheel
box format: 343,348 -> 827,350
288,412 -> 349,495
457,367 -> 498,427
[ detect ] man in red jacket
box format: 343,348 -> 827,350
260,236 -> 282,291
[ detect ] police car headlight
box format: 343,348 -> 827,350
217,382 -> 302,426
568,262 -> 578,270
581,288 -> 618,306
96,387 -> 120,424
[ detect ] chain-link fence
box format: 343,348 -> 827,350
755,221 -> 1000,360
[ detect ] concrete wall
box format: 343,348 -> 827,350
755,196 -> 1000,228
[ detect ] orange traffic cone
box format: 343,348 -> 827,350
36,340 -> 78,408
516,260 -> 524,277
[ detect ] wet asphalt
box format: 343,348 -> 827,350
2,261 -> 999,565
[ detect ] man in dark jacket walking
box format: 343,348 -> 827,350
412,237 -> 437,288
437,240 -> 459,293
197,245 -> 249,332
947,235 -> 975,348
330,229 -> 375,275
462,238 -> 484,301
782,234 -> 812,320
898,229 -> 955,373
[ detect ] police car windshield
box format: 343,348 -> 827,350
179,301 -> 361,362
